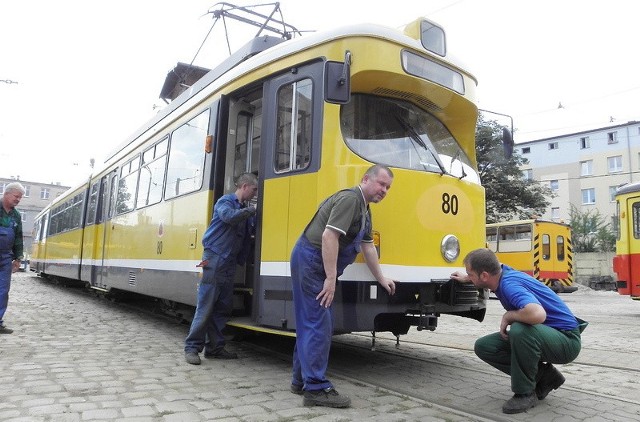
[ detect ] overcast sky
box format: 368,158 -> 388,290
1,0 -> 638,186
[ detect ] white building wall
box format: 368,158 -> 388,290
516,121 -> 640,224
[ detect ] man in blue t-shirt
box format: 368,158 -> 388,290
451,248 -> 586,414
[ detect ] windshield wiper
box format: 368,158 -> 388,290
394,114 -> 447,175
450,150 -> 468,180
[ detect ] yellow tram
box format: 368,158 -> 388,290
486,219 -> 576,293
613,181 -> 640,299
31,5 -> 508,337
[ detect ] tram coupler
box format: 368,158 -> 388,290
416,313 -> 438,331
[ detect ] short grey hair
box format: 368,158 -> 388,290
235,173 -> 258,187
4,182 -> 26,196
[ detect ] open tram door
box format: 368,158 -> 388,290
213,91 -> 263,317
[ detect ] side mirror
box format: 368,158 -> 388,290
502,127 -> 514,159
324,51 -> 351,104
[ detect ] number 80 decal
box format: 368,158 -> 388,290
441,192 -> 458,215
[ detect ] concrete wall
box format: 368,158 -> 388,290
574,252 -> 617,290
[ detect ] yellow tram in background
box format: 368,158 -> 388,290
31,4 -> 508,338
613,181 -> 640,299
486,219 -> 576,293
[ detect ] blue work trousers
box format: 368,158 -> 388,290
290,233 -> 360,392
184,253 -> 236,355
0,225 -> 15,325
0,254 -> 12,325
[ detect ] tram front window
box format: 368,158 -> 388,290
341,94 -> 477,182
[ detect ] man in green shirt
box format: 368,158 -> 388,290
0,182 -> 25,334
290,165 -> 396,408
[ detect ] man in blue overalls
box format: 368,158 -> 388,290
0,182 -> 25,334
290,164 -> 396,408
184,173 -> 258,365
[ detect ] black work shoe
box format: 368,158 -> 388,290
0,325 -> 13,334
185,352 -> 201,365
535,363 -> 565,400
205,348 -> 238,359
502,393 -> 538,414
303,388 -> 351,408
290,384 -> 303,395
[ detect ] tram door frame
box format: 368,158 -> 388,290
225,95 -> 260,291
256,61 -> 324,329
95,171 -> 118,289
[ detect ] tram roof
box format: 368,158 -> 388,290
616,181 -> 640,195
487,218 -> 570,228
104,20 -> 475,165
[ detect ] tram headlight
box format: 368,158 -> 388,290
440,234 -> 460,262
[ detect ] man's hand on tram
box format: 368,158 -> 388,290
379,277 -> 396,295
450,270 -> 470,282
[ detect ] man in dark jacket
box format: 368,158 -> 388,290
184,173 -> 258,365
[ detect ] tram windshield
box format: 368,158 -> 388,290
341,94 -> 478,182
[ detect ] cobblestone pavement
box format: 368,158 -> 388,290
1,272 -> 639,421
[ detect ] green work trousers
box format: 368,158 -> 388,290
474,322 -> 582,394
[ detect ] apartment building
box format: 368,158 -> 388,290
0,177 -> 70,257
516,121 -> 640,225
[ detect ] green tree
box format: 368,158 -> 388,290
568,204 -> 616,252
476,116 -> 552,223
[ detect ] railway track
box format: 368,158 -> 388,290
32,274 -> 640,420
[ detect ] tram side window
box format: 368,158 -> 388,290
557,236 -> 565,261
137,137 -> 168,208
633,202 -> 640,239
542,234 -> 550,260
49,193 -> 84,235
33,218 -> 42,242
275,79 -> 312,173
497,224 -> 532,252
165,110 -> 209,200
117,155 -> 140,214
86,182 -> 100,225
486,227 -> 498,252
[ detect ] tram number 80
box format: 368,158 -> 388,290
441,193 -> 458,215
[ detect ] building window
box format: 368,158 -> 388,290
580,160 -> 593,176
579,136 -> 590,149
609,186 -> 618,202
608,131 -> 618,144
40,188 -> 50,200
522,169 -> 533,181
23,185 -> 30,198
521,147 -> 531,154
549,180 -> 559,191
548,142 -> 558,150
582,188 -> 595,205
607,155 -> 623,173
551,207 -> 560,219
